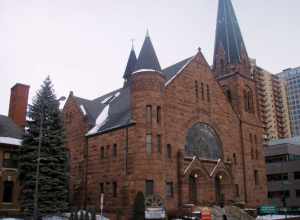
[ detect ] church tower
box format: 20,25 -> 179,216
123,45 -> 137,85
213,0 -> 267,207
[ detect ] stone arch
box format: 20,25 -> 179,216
185,122 -> 223,160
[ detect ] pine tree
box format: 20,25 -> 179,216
132,191 -> 145,220
19,77 -> 69,217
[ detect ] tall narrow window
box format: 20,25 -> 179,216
226,89 -> 232,103
100,183 -> 104,193
106,145 -> 110,158
201,82 -> 205,100
206,84 -> 210,102
195,80 -> 199,101
112,144 -> 117,158
156,106 -> 161,124
235,184 -> 240,197
233,153 -> 237,165
244,87 -> 254,113
254,170 -> 259,185
146,105 -> 152,125
167,144 -> 172,159
220,59 -> 224,71
3,181 -> 13,203
157,135 -> 162,154
146,134 -> 152,155
100,146 -> 105,159
166,182 -> 174,198
112,182 -> 117,197
145,180 -> 154,196
254,135 -> 258,159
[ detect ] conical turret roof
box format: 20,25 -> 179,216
213,0 -> 248,65
135,31 -> 161,72
123,47 -> 137,79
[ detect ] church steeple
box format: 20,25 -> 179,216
134,31 -> 161,72
123,46 -> 137,80
213,0 -> 249,75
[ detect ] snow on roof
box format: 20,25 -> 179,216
132,69 -> 161,75
86,104 -> 110,136
165,56 -> 195,86
0,137 -> 22,146
101,95 -> 113,104
80,105 -> 87,116
101,91 -> 121,104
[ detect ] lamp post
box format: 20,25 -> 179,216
33,96 -> 66,220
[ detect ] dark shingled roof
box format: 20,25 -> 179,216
134,32 -> 161,72
123,48 -> 137,79
0,115 -> 23,139
74,86 -> 132,135
162,57 -> 193,81
213,0 -> 248,65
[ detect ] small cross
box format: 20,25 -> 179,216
130,38 -> 135,50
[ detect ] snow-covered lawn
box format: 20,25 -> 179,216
257,215 -> 300,220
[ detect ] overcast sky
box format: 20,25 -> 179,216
1,0 -> 300,115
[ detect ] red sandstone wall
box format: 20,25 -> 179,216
63,95 -> 90,207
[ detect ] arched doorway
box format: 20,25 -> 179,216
214,172 -> 232,205
189,174 -> 198,203
215,174 -> 224,205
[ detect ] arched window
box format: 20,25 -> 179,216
185,123 -> 223,160
244,86 -> 254,113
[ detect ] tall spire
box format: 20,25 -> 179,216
135,31 -> 161,72
213,0 -> 248,66
123,46 -> 137,80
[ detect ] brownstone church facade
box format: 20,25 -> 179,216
63,0 -> 267,217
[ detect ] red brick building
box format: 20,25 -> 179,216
0,83 -> 29,215
63,0 -> 267,217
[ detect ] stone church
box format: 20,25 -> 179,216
63,0 -> 267,217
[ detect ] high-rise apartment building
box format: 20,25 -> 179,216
278,67 -> 300,136
251,60 -> 291,141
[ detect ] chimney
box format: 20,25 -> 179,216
8,83 -> 30,128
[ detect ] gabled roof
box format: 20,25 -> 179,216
0,115 -> 23,145
134,32 -> 161,72
123,47 -> 137,79
162,57 -> 194,83
213,0 -> 248,65
73,86 -> 132,136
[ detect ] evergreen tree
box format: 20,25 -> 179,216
132,191 -> 145,220
19,77 -> 69,217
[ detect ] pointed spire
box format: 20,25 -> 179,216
123,46 -> 137,79
213,0 -> 248,66
134,31 -> 161,72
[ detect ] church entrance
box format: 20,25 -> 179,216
189,174 -> 198,203
215,174 -> 223,205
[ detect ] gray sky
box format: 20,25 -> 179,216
1,0 -> 300,115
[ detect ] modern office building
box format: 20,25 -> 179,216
278,67 -> 300,136
251,60 -> 291,141
265,136 -> 300,208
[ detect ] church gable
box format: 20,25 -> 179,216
164,50 -> 239,123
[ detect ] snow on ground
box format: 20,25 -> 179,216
0,137 -> 22,146
257,215 -> 300,220
86,104 -> 110,135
